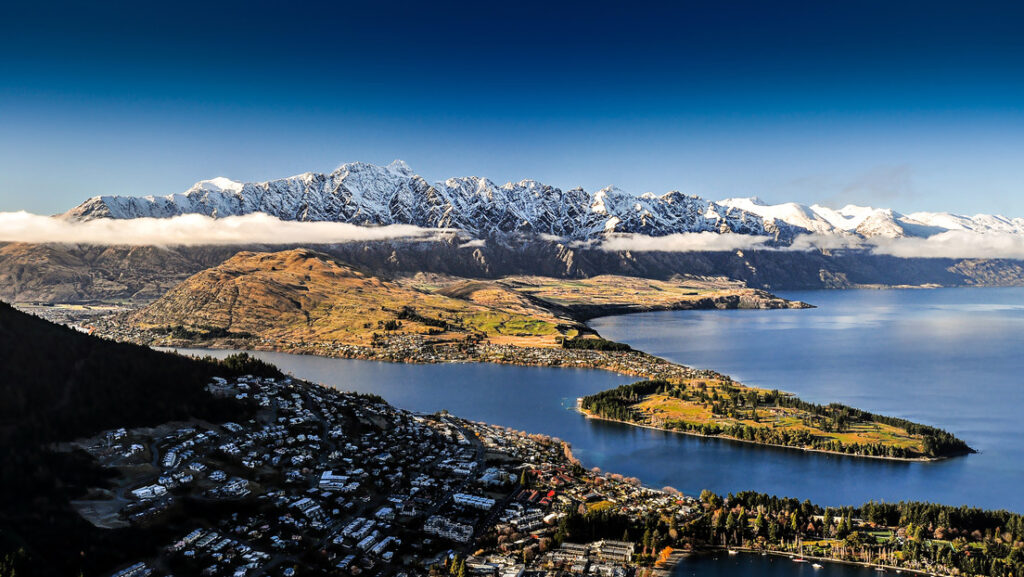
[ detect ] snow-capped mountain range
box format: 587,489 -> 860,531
63,160 -> 1024,243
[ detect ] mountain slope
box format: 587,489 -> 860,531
0,302 -> 273,443
0,242 -> 238,303
126,248 -> 585,347
7,238 -> 1024,306
0,300 -> 280,576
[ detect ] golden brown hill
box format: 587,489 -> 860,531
496,274 -> 811,319
129,249 -> 583,347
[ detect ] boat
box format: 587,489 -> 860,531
792,557 -> 807,563
812,563 -> 823,569
727,549 -> 738,555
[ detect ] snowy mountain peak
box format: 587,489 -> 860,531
189,177 -> 244,194
387,159 -> 414,175
59,161 -> 1024,244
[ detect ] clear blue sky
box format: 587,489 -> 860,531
2,0 -> 1023,215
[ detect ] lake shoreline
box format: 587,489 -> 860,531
153,338 -> 966,462
693,546 -> 941,576
575,399 -> 946,463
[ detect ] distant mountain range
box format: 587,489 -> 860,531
63,160 -> 1024,242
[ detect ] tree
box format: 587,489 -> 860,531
725,512 -> 737,544
519,469 -> 530,488
753,511 -> 766,537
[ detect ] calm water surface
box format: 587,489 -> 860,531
671,553 -> 881,577
176,287 -> 1024,512
592,287 -> 1024,512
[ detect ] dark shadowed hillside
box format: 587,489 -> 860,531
0,300 -> 279,576
4,239 -> 1024,305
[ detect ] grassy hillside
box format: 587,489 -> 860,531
498,274 -> 809,318
581,379 -> 972,460
127,249 -> 586,348
117,249 -> 813,353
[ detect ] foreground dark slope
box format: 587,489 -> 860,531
0,301 -> 276,441
0,300 -> 277,576
4,239 -> 1024,303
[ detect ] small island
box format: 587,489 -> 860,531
580,379 -> 973,460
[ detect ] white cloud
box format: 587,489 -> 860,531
5,212 -> 1024,259
600,232 -> 772,252
0,212 -> 439,245
868,231 -> 1024,259
536,233 -> 565,243
787,233 -> 867,252
601,230 -> 1024,259
785,231 -> 1024,259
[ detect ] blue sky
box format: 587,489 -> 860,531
2,0 -> 1023,215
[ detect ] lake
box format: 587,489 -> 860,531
174,287 -> 1024,513
670,552 -> 883,577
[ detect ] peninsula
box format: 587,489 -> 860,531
579,379 -> 972,460
78,248 -> 971,461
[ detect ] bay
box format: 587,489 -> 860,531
173,287 -> 1024,512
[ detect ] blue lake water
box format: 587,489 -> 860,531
174,287 -> 1024,514
591,287 -> 1024,512
670,553 -> 880,577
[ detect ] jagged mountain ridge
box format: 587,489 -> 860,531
61,161 -> 791,240
64,160 -> 1024,242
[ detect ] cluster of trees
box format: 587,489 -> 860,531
773,396 -> 972,458
534,480 -> 1024,576
199,352 -> 283,378
561,337 -> 632,351
151,324 -> 254,340
379,319 -> 402,331
690,490 -> 1024,577
581,379 -> 971,459
396,306 -> 450,330
444,553 -> 468,577
580,380 -> 669,420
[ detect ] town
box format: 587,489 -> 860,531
75,374 -> 700,577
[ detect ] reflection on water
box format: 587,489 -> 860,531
171,287 -> 1024,512
671,552 -> 883,577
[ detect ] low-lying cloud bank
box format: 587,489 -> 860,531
5,211 -> 1024,259
869,231 -> 1024,259
600,232 -> 772,252
601,231 -> 1024,260
0,212 -> 440,245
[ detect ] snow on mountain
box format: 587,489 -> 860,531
718,197 -> 840,235
189,177 -> 244,194
62,161 -> 1022,244
63,161 -> 788,241
720,197 -> 1024,240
